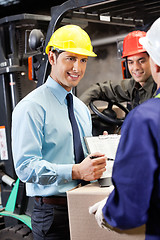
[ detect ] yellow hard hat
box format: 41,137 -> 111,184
45,25 -> 97,57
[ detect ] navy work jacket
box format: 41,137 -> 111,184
103,88 -> 160,240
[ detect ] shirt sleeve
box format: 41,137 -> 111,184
12,100 -> 73,185
102,104 -> 159,229
79,80 -> 131,106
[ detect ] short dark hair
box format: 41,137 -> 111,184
126,51 -> 149,59
51,47 -> 64,59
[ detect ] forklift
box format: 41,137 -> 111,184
0,0 -> 159,239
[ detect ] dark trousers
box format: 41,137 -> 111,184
31,199 -> 70,240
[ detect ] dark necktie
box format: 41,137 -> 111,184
132,88 -> 140,108
66,93 -> 85,164
132,82 -> 141,109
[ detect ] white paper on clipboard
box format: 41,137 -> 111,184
85,134 -> 121,180
84,134 -> 121,160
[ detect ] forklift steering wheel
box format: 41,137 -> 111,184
89,99 -> 129,126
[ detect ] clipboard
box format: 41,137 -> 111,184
84,134 -> 121,160
84,134 -> 121,187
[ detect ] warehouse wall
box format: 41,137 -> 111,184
77,44 -> 122,97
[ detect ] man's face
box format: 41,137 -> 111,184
49,51 -> 88,92
127,52 -> 151,86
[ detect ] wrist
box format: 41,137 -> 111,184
72,164 -> 81,180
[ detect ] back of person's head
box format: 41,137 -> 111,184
139,17 -> 160,67
122,30 -> 146,58
45,24 -> 97,57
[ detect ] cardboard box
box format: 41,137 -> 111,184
67,182 -> 145,240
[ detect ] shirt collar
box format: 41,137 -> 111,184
132,75 -> 155,93
45,76 -> 72,104
142,75 -> 155,92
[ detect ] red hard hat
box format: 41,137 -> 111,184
122,31 -> 146,58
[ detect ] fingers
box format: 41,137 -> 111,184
91,166 -> 106,180
89,201 -> 100,214
86,154 -> 107,180
89,197 -> 108,229
91,155 -> 107,166
89,152 -> 105,159
103,131 -> 108,135
73,153 -> 107,181
88,153 -> 107,171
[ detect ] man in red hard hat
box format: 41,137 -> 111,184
80,30 -> 157,110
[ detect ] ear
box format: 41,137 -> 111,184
48,51 -> 56,66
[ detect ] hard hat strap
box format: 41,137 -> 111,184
51,46 -> 64,54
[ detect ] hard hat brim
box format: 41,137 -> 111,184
64,48 -> 97,57
122,49 -> 146,58
46,46 -> 97,57
139,37 -> 160,66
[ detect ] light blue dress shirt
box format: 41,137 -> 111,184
12,76 -> 92,197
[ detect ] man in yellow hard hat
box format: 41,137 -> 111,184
12,25 -> 106,240
80,30 -> 156,110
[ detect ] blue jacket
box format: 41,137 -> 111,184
103,88 -> 160,240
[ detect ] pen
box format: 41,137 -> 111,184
89,156 -> 114,161
89,156 -> 97,159
108,158 -> 114,161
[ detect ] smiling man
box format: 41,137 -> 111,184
48,51 -> 88,91
127,52 -> 151,87
11,25 -> 106,240
80,31 -> 157,110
